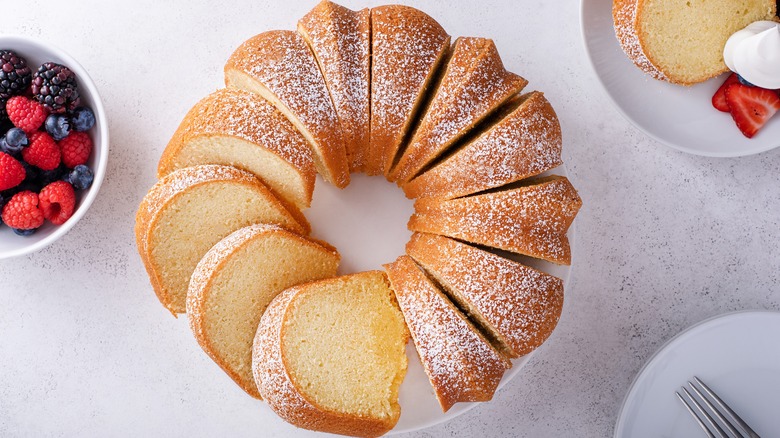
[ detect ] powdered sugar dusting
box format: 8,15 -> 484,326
405,92 -> 562,200
370,5 -> 450,170
407,233 -> 563,357
299,1 -> 370,171
409,177 -> 582,264
385,256 -> 510,412
393,38 -> 527,182
613,0 -> 668,81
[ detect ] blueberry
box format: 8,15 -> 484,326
737,74 -> 755,87
12,228 -> 37,236
70,107 -> 95,132
5,127 -> 28,153
45,114 -> 70,141
66,164 -> 93,190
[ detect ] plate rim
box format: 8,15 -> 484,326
612,309 -> 780,437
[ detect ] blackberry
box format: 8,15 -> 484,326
0,50 -> 32,99
31,62 -> 80,114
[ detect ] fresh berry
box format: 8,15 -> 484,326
737,74 -> 755,87
39,180 -> 75,225
39,165 -> 66,186
6,96 -> 47,133
59,131 -> 92,168
22,131 -> 60,170
66,164 -> 93,190
4,127 -> 28,153
70,107 -> 95,132
31,62 -> 80,114
0,152 -> 25,191
712,73 -> 740,112
1,191 -> 44,230
12,227 -> 36,236
44,114 -> 70,141
0,50 -> 32,99
725,84 -> 780,138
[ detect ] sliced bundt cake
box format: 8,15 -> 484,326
187,224 -> 339,398
158,88 -> 316,210
408,176 -> 581,265
384,256 -> 511,412
403,92 -> 562,200
225,30 -> 349,187
389,37 -> 527,183
253,271 -> 409,437
368,5 -> 450,176
298,0 -> 371,173
406,233 -> 564,358
135,165 -> 309,315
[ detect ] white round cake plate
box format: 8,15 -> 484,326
307,165 -> 574,434
580,0 -> 780,157
614,310 -> 780,437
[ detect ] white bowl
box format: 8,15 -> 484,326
0,35 -> 108,259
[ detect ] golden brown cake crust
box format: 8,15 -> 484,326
384,256 -> 510,412
157,88 -> 316,209
406,233 -> 564,358
408,176 -> 582,265
225,30 -> 349,187
612,0 -> 668,82
389,37 -> 528,183
298,1 -> 371,173
134,165 -> 310,315
368,5 -> 450,176
253,273 -> 404,438
403,91 -> 562,200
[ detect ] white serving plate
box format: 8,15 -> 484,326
580,0 -> 780,157
615,310 -> 780,437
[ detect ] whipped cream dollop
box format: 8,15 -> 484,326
723,21 -> 780,89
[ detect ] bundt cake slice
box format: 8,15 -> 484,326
158,88 -> 316,210
187,224 -> 339,399
384,256 -> 511,413
135,165 -> 309,315
613,0 -> 776,85
406,233 -> 564,359
389,37 -> 527,183
368,5 -> 450,176
225,30 -> 349,187
408,176 -> 581,265
298,1 -> 370,173
403,92 -> 562,200
253,271 -> 409,437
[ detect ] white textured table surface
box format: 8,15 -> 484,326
2,1 -> 780,437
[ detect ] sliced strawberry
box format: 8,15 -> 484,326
725,84 -> 780,138
712,73 -> 740,112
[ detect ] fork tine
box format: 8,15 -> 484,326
677,391 -> 719,438
680,387 -> 730,438
687,381 -> 744,438
694,377 -> 761,438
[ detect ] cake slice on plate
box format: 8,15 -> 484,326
408,176 -> 581,265
135,165 -> 309,315
389,37 -> 527,183
187,224 -> 339,398
406,232 -> 564,358
253,271 -> 408,437
158,88 -> 316,210
384,255 -> 511,412
403,92 -> 562,200
368,5 -> 450,176
298,0 -> 370,173
225,30 -> 349,187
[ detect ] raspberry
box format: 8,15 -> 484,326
1,191 -> 44,230
22,131 -> 60,170
31,63 -> 80,114
39,181 -> 76,225
59,131 -> 92,168
6,96 -> 47,133
0,152 -> 25,190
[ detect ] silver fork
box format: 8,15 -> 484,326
676,376 -> 761,438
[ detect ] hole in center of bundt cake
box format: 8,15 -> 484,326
306,174 -> 414,274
